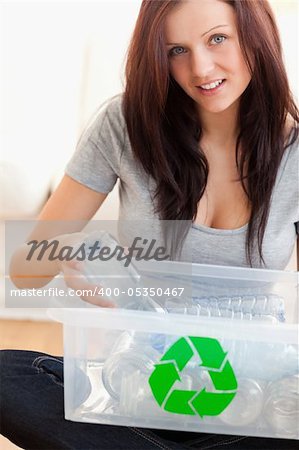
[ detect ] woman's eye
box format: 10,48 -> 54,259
168,46 -> 186,57
210,35 -> 226,45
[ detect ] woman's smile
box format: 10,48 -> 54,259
196,78 -> 226,96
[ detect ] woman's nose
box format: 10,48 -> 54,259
190,47 -> 215,80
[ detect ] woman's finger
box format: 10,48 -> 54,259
61,263 -> 116,307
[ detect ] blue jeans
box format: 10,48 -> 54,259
0,350 -> 297,449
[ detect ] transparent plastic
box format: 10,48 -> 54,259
82,232 -> 290,321
83,231 -> 167,312
49,259 -> 299,440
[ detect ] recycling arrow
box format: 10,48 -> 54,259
164,389 -> 197,415
148,336 -> 238,418
192,388 -> 236,417
148,362 -> 180,406
189,336 -> 227,369
160,337 -> 194,370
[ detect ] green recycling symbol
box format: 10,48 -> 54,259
148,336 -> 238,417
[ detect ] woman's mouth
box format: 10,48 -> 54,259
196,79 -> 226,96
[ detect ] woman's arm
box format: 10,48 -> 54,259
9,174 -> 108,289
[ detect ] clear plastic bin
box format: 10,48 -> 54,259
49,261 -> 299,440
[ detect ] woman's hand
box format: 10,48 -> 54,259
56,232 -> 116,308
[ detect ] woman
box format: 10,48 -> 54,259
1,0 -> 298,448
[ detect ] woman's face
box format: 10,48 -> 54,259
164,0 -> 252,116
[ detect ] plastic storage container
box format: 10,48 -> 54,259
49,260 -> 299,440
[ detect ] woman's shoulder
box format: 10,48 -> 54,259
277,132 -> 299,193
100,93 -> 124,117
281,113 -> 298,161
91,93 -> 125,128
283,123 -> 299,163
81,93 -> 126,144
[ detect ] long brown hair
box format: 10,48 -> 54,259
123,0 -> 299,265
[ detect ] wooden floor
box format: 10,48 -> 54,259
0,319 -> 63,450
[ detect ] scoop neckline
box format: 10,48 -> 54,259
191,140 -> 298,236
191,221 -> 248,235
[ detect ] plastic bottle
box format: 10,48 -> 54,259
83,231 -> 286,321
101,330 -> 161,401
219,378 -> 264,426
164,294 -> 285,322
264,374 -> 299,438
83,230 -> 165,312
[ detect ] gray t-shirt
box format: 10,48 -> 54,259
65,94 -> 299,270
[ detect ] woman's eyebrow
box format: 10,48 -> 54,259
166,24 -> 229,46
202,24 -> 229,37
